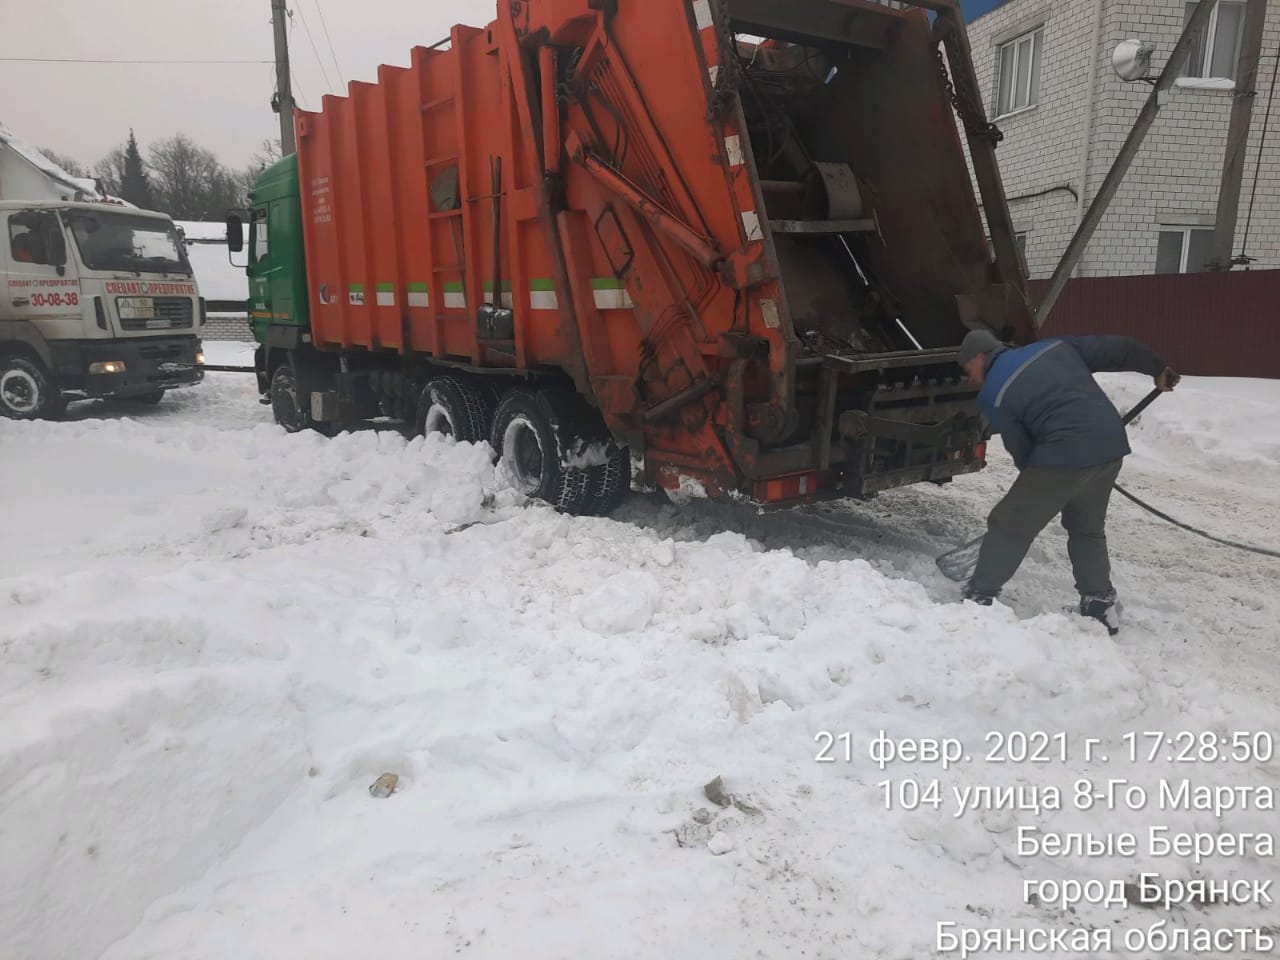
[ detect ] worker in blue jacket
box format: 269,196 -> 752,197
956,329 -> 1180,633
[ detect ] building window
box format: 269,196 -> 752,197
996,27 -> 1044,116
986,232 -> 1028,256
1155,226 -> 1213,274
1183,1 -> 1245,81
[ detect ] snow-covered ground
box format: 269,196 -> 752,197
2,351 -> 1277,960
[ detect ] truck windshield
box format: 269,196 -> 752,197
65,211 -> 193,275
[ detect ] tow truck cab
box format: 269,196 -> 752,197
0,201 -> 206,418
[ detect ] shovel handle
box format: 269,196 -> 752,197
1121,387 -> 1163,426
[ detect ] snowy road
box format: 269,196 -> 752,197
2,348 -> 1278,959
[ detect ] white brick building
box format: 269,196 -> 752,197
964,0 -> 1279,279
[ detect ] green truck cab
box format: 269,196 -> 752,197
231,155 -> 329,428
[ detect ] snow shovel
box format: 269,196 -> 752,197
935,387 -> 1165,583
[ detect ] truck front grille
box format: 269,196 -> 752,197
138,343 -> 185,362
120,297 -> 194,330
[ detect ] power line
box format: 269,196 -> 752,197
282,7 -> 314,108
312,0 -> 346,89
291,68 -> 310,111
290,2 -> 336,94
0,57 -> 273,64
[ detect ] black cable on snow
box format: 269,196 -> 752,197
1113,484 -> 1280,560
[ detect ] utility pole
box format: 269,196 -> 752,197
1208,0 -> 1267,271
271,0 -> 296,155
1035,0 -> 1218,329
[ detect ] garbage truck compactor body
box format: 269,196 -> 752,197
244,0 -> 1033,513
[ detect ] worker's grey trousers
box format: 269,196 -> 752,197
970,458 -> 1124,599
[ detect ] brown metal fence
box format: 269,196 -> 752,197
1028,270 -> 1280,379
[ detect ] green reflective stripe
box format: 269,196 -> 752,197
376,283 -> 395,292
349,284 -> 365,292
482,280 -> 514,292
530,278 -> 558,310
407,282 -> 429,293
375,282 -> 396,306
442,281 -> 466,309
591,277 -> 634,309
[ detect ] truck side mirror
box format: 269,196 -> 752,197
226,212 -> 245,253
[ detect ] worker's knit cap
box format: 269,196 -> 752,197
958,329 -> 1003,365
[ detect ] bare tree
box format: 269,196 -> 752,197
252,138 -> 284,169
147,134 -> 247,220
94,147 -> 128,197
39,147 -> 89,179
236,138 -> 286,206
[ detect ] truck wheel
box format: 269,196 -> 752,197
582,445 -> 632,517
270,364 -> 308,434
0,355 -> 66,421
491,389 -> 590,513
417,376 -> 492,444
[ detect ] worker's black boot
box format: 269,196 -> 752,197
963,583 -> 996,607
1080,591 -> 1120,636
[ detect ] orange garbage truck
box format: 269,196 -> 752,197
230,0 -> 1032,515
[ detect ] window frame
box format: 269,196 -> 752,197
995,26 -> 1045,119
1155,225 -> 1214,274
249,206 -> 269,267
8,211 -> 66,268
1180,0 -> 1245,83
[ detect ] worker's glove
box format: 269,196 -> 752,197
1156,367 -> 1181,392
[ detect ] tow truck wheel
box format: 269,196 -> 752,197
270,363 -> 307,434
417,376 -> 492,444
0,355 -> 65,421
490,388 -> 591,514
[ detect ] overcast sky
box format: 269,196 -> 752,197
0,0 -> 495,172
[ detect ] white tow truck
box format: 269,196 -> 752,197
0,200 -> 206,418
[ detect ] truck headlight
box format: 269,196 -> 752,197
89,361 -> 127,375
116,297 -> 155,320
195,350 -> 206,366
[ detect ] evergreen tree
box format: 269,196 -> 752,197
120,130 -> 154,209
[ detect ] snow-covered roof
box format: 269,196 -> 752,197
0,121 -> 100,200
0,198 -> 160,217
176,220 -> 247,302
